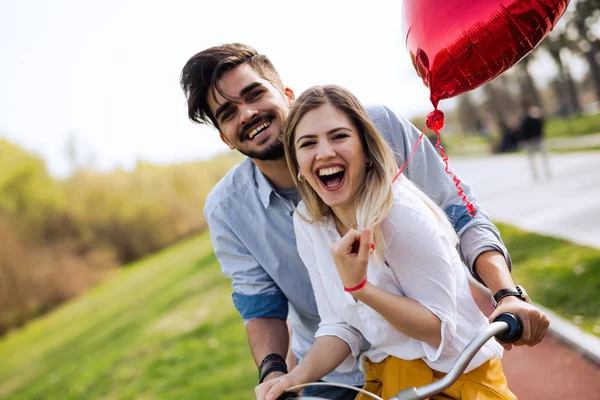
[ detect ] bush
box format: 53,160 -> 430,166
0,139 -> 65,239
0,137 -> 243,334
0,214 -> 117,335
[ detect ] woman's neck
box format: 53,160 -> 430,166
331,205 -> 358,236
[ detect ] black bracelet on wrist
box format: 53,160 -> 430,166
258,353 -> 288,383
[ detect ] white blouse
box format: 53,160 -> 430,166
293,180 -> 503,374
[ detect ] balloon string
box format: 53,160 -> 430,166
391,129 -> 426,183
432,129 -> 477,218
391,109 -> 476,218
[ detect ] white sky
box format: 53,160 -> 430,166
0,0 -> 584,177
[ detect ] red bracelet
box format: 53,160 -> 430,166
344,277 -> 368,292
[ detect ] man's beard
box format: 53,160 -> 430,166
237,112 -> 285,161
238,138 -> 285,161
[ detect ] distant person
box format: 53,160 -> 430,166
180,43 -> 549,400
495,120 -> 520,154
520,105 -> 551,181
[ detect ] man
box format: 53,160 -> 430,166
180,43 -> 549,399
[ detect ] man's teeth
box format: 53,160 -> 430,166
248,122 -> 270,139
318,166 -> 345,176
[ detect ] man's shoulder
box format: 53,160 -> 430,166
204,157 -> 255,217
364,104 -> 412,149
365,104 -> 410,132
365,104 -> 388,122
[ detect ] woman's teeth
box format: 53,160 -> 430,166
318,166 -> 345,176
248,122 -> 270,140
317,166 -> 345,188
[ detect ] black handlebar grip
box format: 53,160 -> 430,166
493,312 -> 523,343
276,393 -> 299,400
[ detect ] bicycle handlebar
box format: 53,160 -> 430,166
281,312 -> 523,400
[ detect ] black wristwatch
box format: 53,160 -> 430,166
492,285 -> 531,308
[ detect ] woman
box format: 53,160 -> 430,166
255,85 -> 516,400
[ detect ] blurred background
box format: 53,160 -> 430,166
1,0 -> 599,399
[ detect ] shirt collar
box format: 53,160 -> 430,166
253,162 -> 276,208
324,212 -> 339,234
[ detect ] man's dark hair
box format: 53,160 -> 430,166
180,43 -> 284,128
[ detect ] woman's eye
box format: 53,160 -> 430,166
299,141 -> 315,148
332,133 -> 348,140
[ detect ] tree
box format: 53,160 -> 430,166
516,56 -> 543,109
570,0 -> 600,101
541,34 -> 582,115
456,93 -> 486,135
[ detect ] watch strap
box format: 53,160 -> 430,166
492,287 -> 522,308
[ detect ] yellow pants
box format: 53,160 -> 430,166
356,357 -> 517,400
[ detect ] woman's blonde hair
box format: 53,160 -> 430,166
283,85 -> 398,256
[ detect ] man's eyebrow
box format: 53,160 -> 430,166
239,82 -> 263,97
214,82 -> 264,120
215,101 -> 232,121
295,127 -> 350,144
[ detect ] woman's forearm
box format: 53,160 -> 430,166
352,283 -> 442,347
288,336 -> 352,384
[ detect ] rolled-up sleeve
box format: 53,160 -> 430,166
382,205 -> 458,363
207,205 -> 288,323
458,221 -> 512,283
371,104 -> 512,280
293,214 -> 363,372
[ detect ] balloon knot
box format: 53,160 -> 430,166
426,109 -> 444,131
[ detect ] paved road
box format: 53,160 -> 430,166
450,152 -> 600,249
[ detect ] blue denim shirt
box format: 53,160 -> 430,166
204,104 -> 511,386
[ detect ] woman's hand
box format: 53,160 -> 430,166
330,228 -> 373,290
255,373 -> 301,400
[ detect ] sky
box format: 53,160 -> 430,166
0,0 -> 582,177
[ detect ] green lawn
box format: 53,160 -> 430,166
1,225 -> 599,399
0,232 -> 255,400
545,113 -> 600,139
496,223 -> 600,336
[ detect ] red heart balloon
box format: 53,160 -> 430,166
402,0 -> 569,108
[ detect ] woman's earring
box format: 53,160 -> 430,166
366,159 -> 373,168
297,172 -> 305,182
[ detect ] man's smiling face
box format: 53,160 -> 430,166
207,64 -> 294,161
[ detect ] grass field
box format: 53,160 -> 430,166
496,223 -> 600,336
1,224 -> 599,399
0,232 -> 255,400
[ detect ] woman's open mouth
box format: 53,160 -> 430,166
317,165 -> 346,191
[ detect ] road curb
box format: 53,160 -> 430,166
471,282 -> 600,366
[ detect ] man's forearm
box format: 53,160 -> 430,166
246,317 -> 290,367
473,250 -> 515,294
